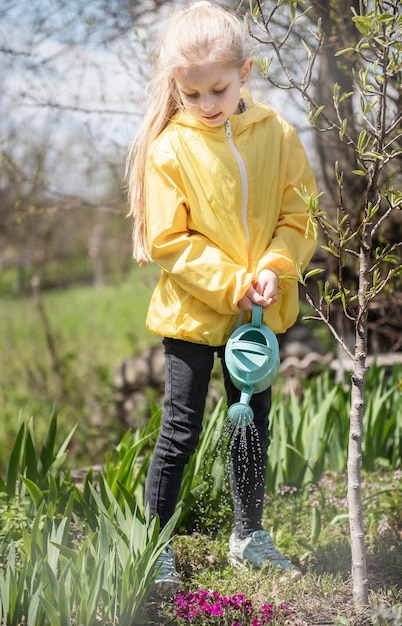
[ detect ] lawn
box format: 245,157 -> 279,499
0,270 -> 159,473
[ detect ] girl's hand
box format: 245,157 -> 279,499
238,269 -> 278,311
254,269 -> 278,309
238,284 -> 268,311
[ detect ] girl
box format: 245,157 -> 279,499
126,1 -> 316,592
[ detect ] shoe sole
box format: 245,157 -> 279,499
228,554 -> 249,569
228,554 -> 302,581
154,578 -> 180,595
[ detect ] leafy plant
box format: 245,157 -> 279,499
0,379 -> 400,624
267,365 -> 401,491
102,405 -> 161,510
362,365 -> 402,470
0,482 -> 180,625
0,407 -> 75,500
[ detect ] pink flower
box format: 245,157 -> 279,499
173,590 -> 292,624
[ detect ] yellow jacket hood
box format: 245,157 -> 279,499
144,92 -> 316,345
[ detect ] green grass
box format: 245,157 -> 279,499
0,268 -> 160,473
1,269 -> 157,363
154,468 -> 402,626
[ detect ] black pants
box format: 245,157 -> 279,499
144,338 -> 271,539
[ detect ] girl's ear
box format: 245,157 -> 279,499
240,58 -> 253,84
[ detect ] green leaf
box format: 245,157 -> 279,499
6,421 -> 24,497
339,118 -> 348,141
38,405 -> 58,477
21,476 -> 45,508
311,507 -> 321,545
22,417 -> 38,484
304,267 -> 325,280
38,596 -> 61,625
308,104 -> 325,123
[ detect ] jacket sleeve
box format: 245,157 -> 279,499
256,124 -> 317,292
145,141 -> 253,314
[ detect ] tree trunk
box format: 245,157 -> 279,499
348,368 -> 369,607
347,241 -> 371,608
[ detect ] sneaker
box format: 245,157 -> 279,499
228,530 -> 302,581
154,545 -> 181,593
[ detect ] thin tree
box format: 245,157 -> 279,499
247,0 -> 401,610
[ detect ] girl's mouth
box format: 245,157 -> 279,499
203,112 -> 221,121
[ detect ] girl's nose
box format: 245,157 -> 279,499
200,95 -> 214,111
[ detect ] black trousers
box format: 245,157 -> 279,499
144,337 -> 271,539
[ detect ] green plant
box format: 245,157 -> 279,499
0,542 -> 33,626
0,480 -> 180,625
0,403 -> 400,624
266,365 -> 401,491
102,405 -> 161,510
267,378 -> 344,489
0,407 -> 75,501
363,364 -> 402,471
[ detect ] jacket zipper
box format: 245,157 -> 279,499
224,120 -> 249,246
225,119 -> 249,329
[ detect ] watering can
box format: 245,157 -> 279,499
225,304 -> 280,428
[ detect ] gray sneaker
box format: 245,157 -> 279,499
228,530 -> 302,581
154,545 -> 181,593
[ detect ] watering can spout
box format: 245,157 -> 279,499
227,385 -> 254,428
239,385 -> 253,406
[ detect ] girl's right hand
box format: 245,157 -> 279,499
238,270 -> 278,311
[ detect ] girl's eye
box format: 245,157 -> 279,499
181,88 -> 226,99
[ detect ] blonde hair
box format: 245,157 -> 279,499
125,1 -> 250,264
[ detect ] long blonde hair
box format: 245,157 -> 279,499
125,1 -> 250,264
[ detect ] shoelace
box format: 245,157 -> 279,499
252,533 -> 288,565
157,548 -> 179,578
159,549 -> 173,565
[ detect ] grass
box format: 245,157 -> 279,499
0,269 -> 160,473
150,468 -> 402,625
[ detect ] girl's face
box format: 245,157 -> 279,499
175,60 -> 253,127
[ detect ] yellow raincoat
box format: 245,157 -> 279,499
144,92 -> 316,345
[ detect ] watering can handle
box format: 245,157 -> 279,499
231,340 -> 273,358
252,304 -> 263,328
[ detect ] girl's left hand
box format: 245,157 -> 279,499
254,268 -> 278,309
238,284 -> 268,311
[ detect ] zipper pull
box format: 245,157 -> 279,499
225,119 -> 232,138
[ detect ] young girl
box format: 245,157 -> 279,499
126,1 -> 316,591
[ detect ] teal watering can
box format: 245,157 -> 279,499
225,304 -> 280,428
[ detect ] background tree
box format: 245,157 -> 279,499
247,0 -> 401,610
1,0 -> 400,354
244,0 -> 402,358
308,0 -> 402,356
0,0 -> 173,292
